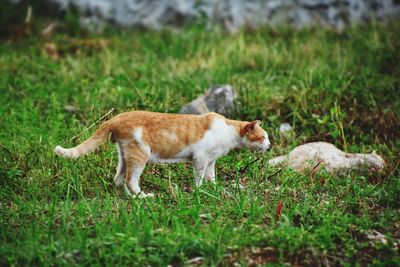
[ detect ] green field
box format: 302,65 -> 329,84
1,21 -> 399,266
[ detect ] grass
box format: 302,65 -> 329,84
1,21 -> 399,266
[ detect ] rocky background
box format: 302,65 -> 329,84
42,0 -> 400,31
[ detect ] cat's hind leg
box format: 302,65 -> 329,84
205,160 -> 216,183
124,143 -> 154,198
125,163 -> 149,197
114,144 -> 125,187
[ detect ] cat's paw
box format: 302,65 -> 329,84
205,176 -> 216,183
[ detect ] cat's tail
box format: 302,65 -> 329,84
268,155 -> 288,166
54,121 -> 112,159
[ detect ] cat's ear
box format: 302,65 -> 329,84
244,120 -> 260,134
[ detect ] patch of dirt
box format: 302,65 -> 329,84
42,38 -> 110,60
351,106 -> 400,142
221,247 -> 279,266
220,247 -> 321,266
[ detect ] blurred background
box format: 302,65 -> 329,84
2,0 -> 399,148
1,1 -> 400,266
2,0 -> 400,38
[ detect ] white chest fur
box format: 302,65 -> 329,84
187,119 -> 239,161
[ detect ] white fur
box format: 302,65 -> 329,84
124,118 -> 271,196
128,164 -> 145,194
133,128 -> 151,156
189,119 -> 240,161
205,161 -> 216,182
54,145 -> 80,158
114,143 -> 125,187
149,154 -> 189,163
146,119 -> 244,164
262,133 -> 271,150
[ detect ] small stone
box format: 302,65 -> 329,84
187,257 -> 203,265
279,123 -> 293,134
41,22 -> 58,38
367,230 -> 388,245
180,85 -> 236,116
64,105 -> 79,113
230,180 -> 245,189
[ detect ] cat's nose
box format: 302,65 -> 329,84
264,140 -> 271,150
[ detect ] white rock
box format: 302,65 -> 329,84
268,142 -> 385,175
279,123 -> 293,134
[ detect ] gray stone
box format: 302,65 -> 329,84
180,85 -> 236,116
23,0 -> 400,31
64,104 -> 79,113
298,0 -> 333,7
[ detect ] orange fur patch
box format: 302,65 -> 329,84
109,111 -> 224,159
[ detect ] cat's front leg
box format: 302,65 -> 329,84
205,160 -> 216,183
193,158 -> 208,187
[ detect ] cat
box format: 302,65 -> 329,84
268,142 -> 385,175
55,111 -> 271,197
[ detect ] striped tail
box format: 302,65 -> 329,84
54,121 -> 112,159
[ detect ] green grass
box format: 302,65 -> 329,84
1,21 -> 400,266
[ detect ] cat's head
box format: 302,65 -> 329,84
240,120 -> 270,152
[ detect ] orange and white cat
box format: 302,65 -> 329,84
55,111 -> 270,197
